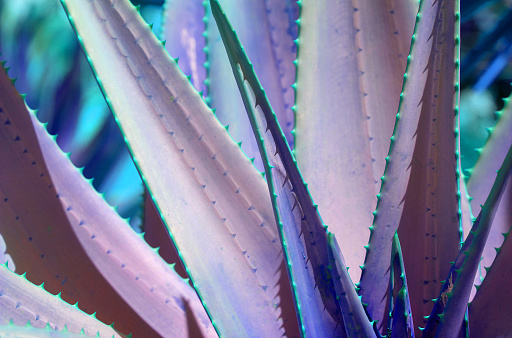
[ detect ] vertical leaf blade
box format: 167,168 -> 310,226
359,0 -> 461,333
294,0 -> 417,285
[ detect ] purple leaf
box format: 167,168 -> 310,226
423,144 -> 512,336
159,0 -> 207,94
60,0 -> 293,335
359,0 -> 461,334
0,264 -> 120,337
0,55 -> 214,337
205,0 -> 295,172
293,0 -> 417,285
390,233 -> 414,338
468,182 -> 512,336
210,1 -> 379,336
466,102 -> 512,291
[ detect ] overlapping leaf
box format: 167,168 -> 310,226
60,0 -> 295,336
0,53 -> 213,337
0,264 -> 119,337
293,0 -> 417,285
423,144 -> 512,336
210,1 -> 378,336
359,0 -> 462,334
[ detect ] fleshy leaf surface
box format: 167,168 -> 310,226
468,192 -> 512,337
60,0 -> 294,336
205,0 -> 294,171
294,0 -> 417,285
466,100 -> 512,288
423,144 -> 512,337
159,0 -> 206,94
0,264 -> 119,337
210,1 -> 379,336
0,51 -> 214,337
359,0 -> 461,334
389,233 -> 414,338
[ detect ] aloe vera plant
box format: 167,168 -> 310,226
0,0 -> 511,337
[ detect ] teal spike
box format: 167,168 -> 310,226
91,312 -> 97,319
135,4 -> 141,12
173,57 -> 179,64
186,75 -> 192,82
161,40 -> 166,47
10,77 -> 17,85
56,292 -> 62,299
224,124 -> 229,132
149,23 -> 154,31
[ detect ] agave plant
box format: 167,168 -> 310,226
0,0 -> 511,337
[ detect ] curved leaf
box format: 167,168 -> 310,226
210,1 -> 379,336
294,0 -> 417,286
359,0 -> 461,334
159,0 -> 207,94
423,144 -> 512,336
0,56 -> 214,337
466,100 -> 512,288
205,0 -> 293,172
0,264 -> 119,337
60,0 -> 293,336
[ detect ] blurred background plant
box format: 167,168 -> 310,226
0,0 -> 510,260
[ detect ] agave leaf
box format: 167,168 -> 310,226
60,0 -> 293,335
210,1 -> 379,336
205,0 -> 293,171
389,233 -> 414,338
327,234 -> 376,337
0,234 -> 15,272
142,190 -> 189,279
0,322 -> 85,338
423,144 -> 512,337
159,0 -> 207,94
260,0 -> 298,148
466,101 -> 512,287
468,193 -> 512,337
0,264 -> 119,337
293,0 -> 417,285
0,56 -> 213,336
359,0 -> 461,333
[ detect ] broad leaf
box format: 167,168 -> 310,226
466,101 -> 512,288
468,188 -> 512,336
423,144 -> 512,336
204,0 -> 295,171
210,1 -> 377,336
359,0 -> 462,334
0,55 -> 213,337
0,264 -> 119,337
294,0 -> 417,286
61,0 -> 294,336
159,0 -> 207,94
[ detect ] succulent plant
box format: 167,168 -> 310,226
0,0 -> 511,337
